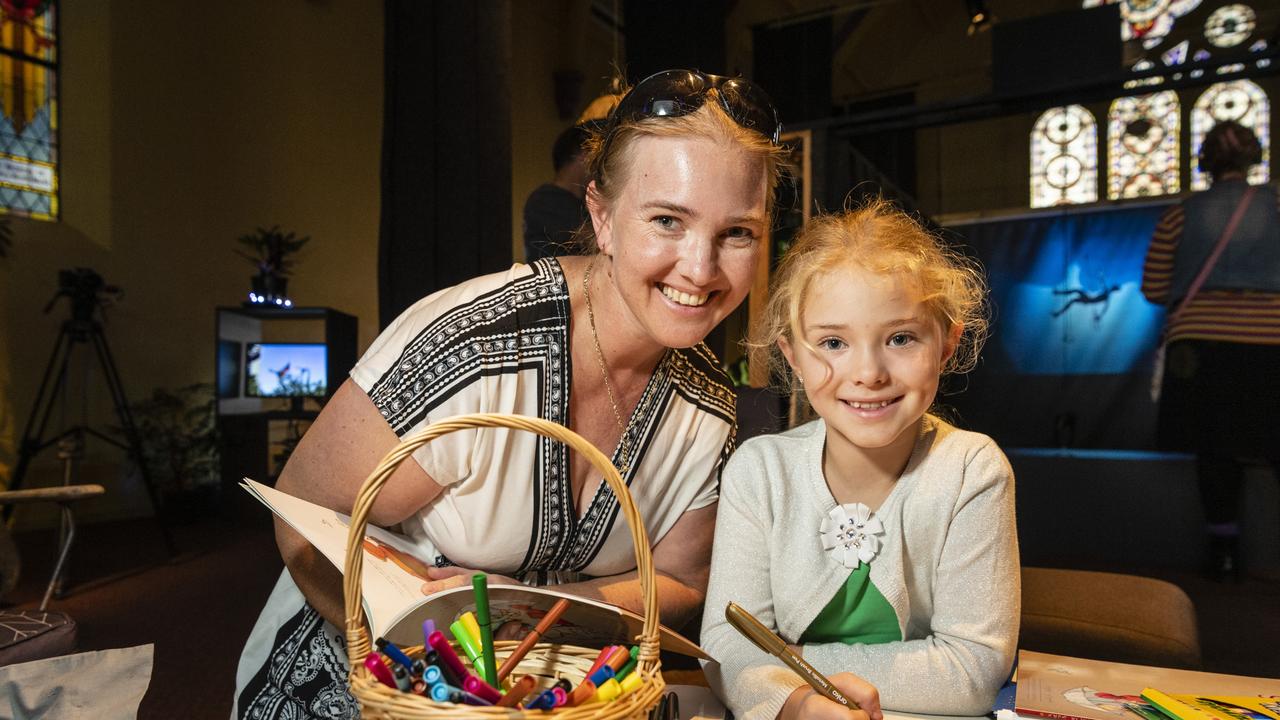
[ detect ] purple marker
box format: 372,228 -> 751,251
422,619 -> 436,644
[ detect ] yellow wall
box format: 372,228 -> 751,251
0,0 -> 383,525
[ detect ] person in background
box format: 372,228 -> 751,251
1142,120 -> 1280,582
233,69 -> 786,719
701,200 -> 1018,719
522,123 -> 592,261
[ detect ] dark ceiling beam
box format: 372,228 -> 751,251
795,46 -> 1280,137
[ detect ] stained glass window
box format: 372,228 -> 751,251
1108,91 -> 1180,199
1083,0 -> 1202,48
1204,4 -> 1256,48
0,1 -> 57,220
1190,80 -> 1269,190
1031,106 -> 1099,208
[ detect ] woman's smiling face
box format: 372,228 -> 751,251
588,133 -> 767,350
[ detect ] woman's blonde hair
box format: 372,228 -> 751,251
576,94 -> 790,253
750,198 -> 989,392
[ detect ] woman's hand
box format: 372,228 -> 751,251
777,673 -> 882,720
419,565 -> 519,596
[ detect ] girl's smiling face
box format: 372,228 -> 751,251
780,264 -> 959,463
588,133 -> 767,351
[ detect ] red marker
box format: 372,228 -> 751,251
427,630 -> 469,682
463,674 -> 502,704
362,654 -> 397,689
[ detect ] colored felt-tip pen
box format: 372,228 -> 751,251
374,637 -> 415,673
463,673 -> 502,704
496,674 -> 536,708
362,654 -> 397,689
568,678 -> 598,706
450,620 -> 486,680
427,630 -> 469,683
471,574 -> 500,687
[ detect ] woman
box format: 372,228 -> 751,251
1142,120 -> 1280,581
233,70 -> 788,719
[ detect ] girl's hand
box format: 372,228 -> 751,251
778,673 -> 882,720
419,565 -> 519,597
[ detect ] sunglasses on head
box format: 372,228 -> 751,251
605,69 -> 783,144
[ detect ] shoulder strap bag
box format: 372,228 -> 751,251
1151,185 -> 1257,402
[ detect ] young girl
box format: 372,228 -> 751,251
701,201 -> 1019,720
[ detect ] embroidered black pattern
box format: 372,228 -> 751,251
236,605 -> 356,720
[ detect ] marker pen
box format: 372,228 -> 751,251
568,678 -> 598,706
449,620 -> 486,680
614,645 -> 641,680
391,665 -> 412,692
619,671 -> 642,695
551,687 -> 569,707
427,630 -> 469,685
471,574 -> 499,687
450,689 -> 495,706
524,689 -> 557,710
458,612 -> 483,650
586,664 -> 615,688
463,674 -> 502,704
496,674 -> 536,708
605,645 -> 632,672
593,677 -> 622,703
362,654 -> 397,689
429,682 -> 457,703
411,679 -> 427,696
422,618 -> 436,644
421,664 -> 443,687
374,638 -> 415,673
586,645 -> 618,675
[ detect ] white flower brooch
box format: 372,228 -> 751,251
819,503 -> 885,569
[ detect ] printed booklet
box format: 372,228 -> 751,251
1015,651 -> 1280,720
242,478 -> 706,657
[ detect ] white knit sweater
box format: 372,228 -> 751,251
700,416 -> 1020,719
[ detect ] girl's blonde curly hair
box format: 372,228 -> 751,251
749,198 -> 989,394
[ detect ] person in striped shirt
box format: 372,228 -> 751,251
1141,120 -> 1280,582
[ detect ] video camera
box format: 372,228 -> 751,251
45,267 -> 122,323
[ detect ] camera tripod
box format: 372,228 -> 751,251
8,294 -> 175,564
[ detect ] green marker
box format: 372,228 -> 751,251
449,618 -> 485,681
472,573 -> 499,686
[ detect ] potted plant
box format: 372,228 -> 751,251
235,225 -> 310,305
127,383 -> 222,522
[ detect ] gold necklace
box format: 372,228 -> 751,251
582,256 -> 632,475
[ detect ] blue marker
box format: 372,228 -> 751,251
430,682 -> 458,703
375,638 -> 415,673
524,689 -> 557,710
422,664 -> 443,686
586,664 -> 616,688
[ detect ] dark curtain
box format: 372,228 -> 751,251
943,202 -> 1173,449
379,0 -> 512,330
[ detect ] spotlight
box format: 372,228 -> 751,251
966,0 -> 994,35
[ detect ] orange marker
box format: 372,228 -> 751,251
496,675 -> 537,708
605,645 -> 632,672
586,645 -> 618,676
496,598 -> 571,682
568,678 -> 598,706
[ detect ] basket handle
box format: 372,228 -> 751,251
342,413 -> 660,672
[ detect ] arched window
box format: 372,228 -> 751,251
1031,106 -> 1099,208
1190,79 -> 1270,190
1108,91 -> 1180,199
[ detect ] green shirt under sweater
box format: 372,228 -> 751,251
800,561 -> 901,645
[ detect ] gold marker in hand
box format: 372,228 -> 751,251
725,602 -> 857,709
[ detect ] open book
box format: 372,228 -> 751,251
242,478 -> 706,657
1014,650 -> 1280,720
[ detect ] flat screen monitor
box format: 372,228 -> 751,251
245,342 -> 328,398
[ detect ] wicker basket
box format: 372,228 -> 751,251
343,413 -> 666,719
